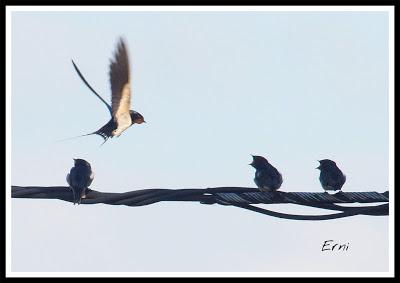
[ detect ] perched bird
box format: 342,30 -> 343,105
66,158 -> 94,204
249,155 -> 283,192
316,159 -> 346,192
71,37 -> 145,144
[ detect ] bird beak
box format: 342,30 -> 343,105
249,155 -> 255,166
316,165 -> 320,169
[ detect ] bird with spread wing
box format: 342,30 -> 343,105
70,37 -> 145,144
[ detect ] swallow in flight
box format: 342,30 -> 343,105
71,37 -> 145,144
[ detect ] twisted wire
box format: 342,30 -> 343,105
11,186 -> 389,220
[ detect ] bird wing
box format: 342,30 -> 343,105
334,171 -> 346,188
270,167 -> 283,189
87,171 -> 95,187
71,60 -> 113,116
256,167 -> 282,190
68,167 -> 78,188
109,38 -> 132,132
324,169 -> 346,189
66,173 -> 71,186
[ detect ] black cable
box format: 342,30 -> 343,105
11,186 -> 389,220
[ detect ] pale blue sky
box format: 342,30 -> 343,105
11,10 -> 390,273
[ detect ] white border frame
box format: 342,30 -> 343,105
6,5 -> 395,278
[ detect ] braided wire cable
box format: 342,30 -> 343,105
11,186 -> 389,220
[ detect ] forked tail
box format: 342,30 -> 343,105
55,130 -> 109,146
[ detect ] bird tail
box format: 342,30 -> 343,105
54,131 -> 109,147
69,186 -> 78,205
79,188 -> 87,204
76,190 -> 87,205
70,188 -> 87,205
54,131 -> 97,143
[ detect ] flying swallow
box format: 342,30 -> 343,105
316,159 -> 346,192
66,158 -> 94,204
249,155 -> 283,192
71,37 -> 145,144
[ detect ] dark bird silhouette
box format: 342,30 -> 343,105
316,159 -> 346,192
71,37 -> 145,144
66,158 -> 94,204
250,155 -> 283,192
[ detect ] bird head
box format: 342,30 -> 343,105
249,155 -> 269,169
130,110 -> 146,124
73,158 -> 91,168
316,159 -> 337,170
